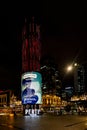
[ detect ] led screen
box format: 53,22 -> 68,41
21,72 -> 42,105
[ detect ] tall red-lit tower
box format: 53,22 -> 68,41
22,17 -> 41,73
21,17 -> 42,116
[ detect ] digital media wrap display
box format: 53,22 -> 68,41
21,72 -> 42,105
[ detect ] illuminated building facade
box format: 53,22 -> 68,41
42,95 -> 61,110
0,90 -> 13,107
22,17 -> 41,73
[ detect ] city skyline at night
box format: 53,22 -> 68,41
0,1 -> 87,93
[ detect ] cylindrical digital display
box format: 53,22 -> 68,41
21,72 -> 42,105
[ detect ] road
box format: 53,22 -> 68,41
0,113 -> 87,130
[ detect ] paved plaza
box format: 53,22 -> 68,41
0,113 -> 87,130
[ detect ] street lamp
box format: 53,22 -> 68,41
67,65 -> 73,72
66,63 -> 78,73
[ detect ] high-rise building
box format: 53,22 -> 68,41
40,57 -> 62,110
21,17 -> 42,115
74,63 -> 87,95
40,57 -> 62,96
22,17 -> 41,73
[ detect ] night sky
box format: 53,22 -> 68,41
0,1 -> 87,93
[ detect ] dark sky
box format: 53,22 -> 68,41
0,1 -> 87,91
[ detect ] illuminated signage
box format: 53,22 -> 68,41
21,72 -> 42,105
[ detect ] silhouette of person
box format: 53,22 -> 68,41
22,79 -> 38,104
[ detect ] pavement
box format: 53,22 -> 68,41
0,113 -> 87,130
